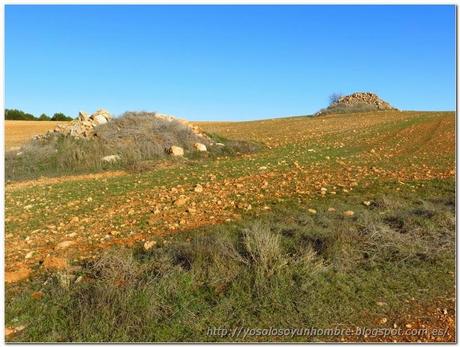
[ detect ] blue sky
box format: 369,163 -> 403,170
5,5 -> 456,121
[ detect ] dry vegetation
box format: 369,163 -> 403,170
4,110 -> 456,342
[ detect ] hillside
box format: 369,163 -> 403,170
5,110 -> 455,342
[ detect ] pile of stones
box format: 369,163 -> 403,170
333,92 -> 398,111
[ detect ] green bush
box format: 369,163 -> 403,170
51,112 -> 73,121
5,109 -> 36,120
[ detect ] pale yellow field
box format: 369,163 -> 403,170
5,120 -> 69,149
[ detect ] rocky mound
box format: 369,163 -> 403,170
33,109 -> 214,157
315,92 -> 398,116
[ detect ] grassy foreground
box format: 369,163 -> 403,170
6,178 -> 455,342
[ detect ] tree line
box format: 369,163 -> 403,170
5,109 -> 74,121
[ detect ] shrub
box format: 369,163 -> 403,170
51,112 -> 73,121
329,93 -> 342,105
39,113 -> 51,121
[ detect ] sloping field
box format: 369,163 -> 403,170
5,111 -> 456,342
5,121 -> 69,150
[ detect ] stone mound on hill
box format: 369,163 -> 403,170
314,92 -> 399,116
33,110 -> 213,156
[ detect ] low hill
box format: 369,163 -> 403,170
315,92 -> 399,116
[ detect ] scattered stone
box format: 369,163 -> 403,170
343,210 -> 355,217
5,327 -> 15,338
378,317 -> 388,325
259,166 -> 268,170
174,197 -> 187,207
194,184 -> 203,193
327,207 -> 336,212
70,216 -> 79,223
168,146 -> 184,156
25,251 -> 34,259
308,208 -> 317,214
55,240 -> 76,250
193,143 -> 207,152
143,240 -> 157,251
101,154 -> 121,163
363,201 -> 372,206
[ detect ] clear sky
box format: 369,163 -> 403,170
5,5 -> 456,121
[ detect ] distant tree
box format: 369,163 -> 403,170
39,113 -> 51,121
329,93 -> 343,105
5,109 -> 36,120
51,112 -> 73,121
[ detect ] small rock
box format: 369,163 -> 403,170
55,240 -> 76,250
25,251 -> 34,259
92,114 -> 108,125
193,143 -> 207,152
168,146 -> 184,156
70,216 -> 79,223
327,207 -> 336,212
143,240 -> 157,251
174,197 -> 187,207
5,327 -> 15,337
343,210 -> 354,217
259,166 -> 267,170
378,317 -> 388,325
194,184 -> 203,193
101,154 -> 120,163
75,275 -> 84,284
308,208 -> 317,214
363,201 -> 372,206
